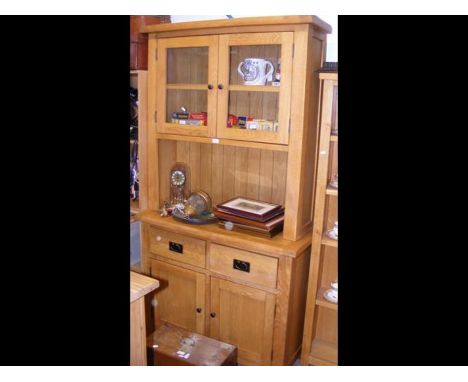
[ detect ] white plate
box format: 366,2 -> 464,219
323,288 -> 338,304
326,228 -> 338,240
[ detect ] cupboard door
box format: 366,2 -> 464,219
217,32 -> 293,145
210,278 -> 276,365
149,259 -> 206,334
156,36 -> 218,137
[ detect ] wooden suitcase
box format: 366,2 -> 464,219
130,16 -> 170,70
147,323 -> 237,366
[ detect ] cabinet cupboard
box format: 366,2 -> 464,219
149,259 -> 206,335
139,16 -> 332,366
154,32 -> 293,144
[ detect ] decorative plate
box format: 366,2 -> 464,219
172,208 -> 218,225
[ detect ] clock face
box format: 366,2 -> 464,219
171,170 -> 186,186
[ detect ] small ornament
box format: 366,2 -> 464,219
159,201 -> 172,217
326,221 -> 338,240
323,280 -> 338,304
329,174 -> 338,189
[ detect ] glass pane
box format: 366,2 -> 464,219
226,91 -> 278,132
167,47 -> 208,84
230,45 -> 281,86
166,89 -> 208,126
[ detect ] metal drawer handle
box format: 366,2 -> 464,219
169,241 -> 183,254
233,259 -> 250,273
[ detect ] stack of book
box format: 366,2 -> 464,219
213,197 -> 284,238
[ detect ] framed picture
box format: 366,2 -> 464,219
217,197 -> 281,221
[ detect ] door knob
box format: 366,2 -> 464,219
217,84 -> 224,90
207,84 -> 213,90
196,308 -> 202,313
210,312 -> 216,318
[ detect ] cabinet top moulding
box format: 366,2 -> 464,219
141,16 -> 332,35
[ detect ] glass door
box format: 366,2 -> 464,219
156,36 -> 218,137
216,32 -> 293,145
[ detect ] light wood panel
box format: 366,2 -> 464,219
314,307 -> 337,345
319,245 -> 338,290
324,195 -> 338,235
149,259 -> 206,335
309,338 -> 337,365
157,140 -> 288,207
210,278 -> 276,365
284,249 -> 310,364
328,140 -> 338,184
322,234 -> 338,248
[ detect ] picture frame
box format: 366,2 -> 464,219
217,197 -> 281,221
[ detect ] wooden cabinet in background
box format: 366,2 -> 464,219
130,16 -> 171,70
301,70 -> 338,366
130,70 -> 148,214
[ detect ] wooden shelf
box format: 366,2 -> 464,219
330,134 -> 338,142
326,187 -> 338,196
229,84 -> 280,93
321,233 -> 338,247
309,338 -> 337,366
155,133 -> 289,152
166,83 -> 207,91
316,288 -> 338,310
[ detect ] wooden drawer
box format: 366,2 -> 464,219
209,244 -> 278,289
149,226 -> 206,268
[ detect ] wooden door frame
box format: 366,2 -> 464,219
216,32 -> 293,145
155,35 -> 219,138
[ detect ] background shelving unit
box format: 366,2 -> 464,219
130,70 -> 148,215
301,69 -> 338,366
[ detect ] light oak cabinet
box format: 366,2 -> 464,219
140,16 -> 332,365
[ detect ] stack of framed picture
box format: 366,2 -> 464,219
213,197 -> 284,238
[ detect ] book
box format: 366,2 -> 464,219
213,206 -> 284,230
218,220 -> 283,238
216,197 -> 282,222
